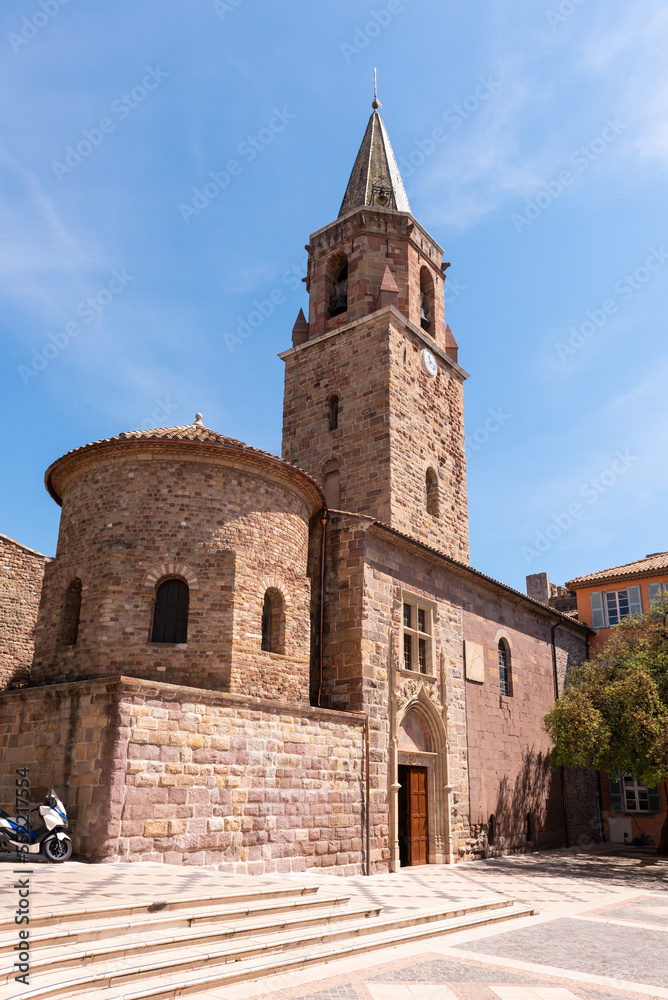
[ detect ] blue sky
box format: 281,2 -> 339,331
1,0 -> 667,594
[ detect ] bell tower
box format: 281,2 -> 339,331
280,99 -> 469,563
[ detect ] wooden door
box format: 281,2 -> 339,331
408,767 -> 428,866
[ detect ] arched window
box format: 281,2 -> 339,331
328,395 -> 339,432
425,468 -> 439,518
327,253 -> 348,318
419,266 -> 434,332
498,639 -> 512,696
261,588 -> 285,653
488,814 -> 496,845
151,578 -> 189,644
59,578 -> 82,647
322,458 -> 341,509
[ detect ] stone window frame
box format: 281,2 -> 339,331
257,577 -> 290,657
400,590 -> 437,678
326,250 -> 348,319
425,466 -> 440,519
327,392 -> 340,432
497,636 -> 513,697
142,563 -> 199,646
419,264 -> 435,332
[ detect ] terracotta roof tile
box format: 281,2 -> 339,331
566,551 -> 668,589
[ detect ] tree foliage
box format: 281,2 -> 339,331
544,591 -> 668,784
544,590 -> 668,853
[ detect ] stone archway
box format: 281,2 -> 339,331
390,682 -> 453,869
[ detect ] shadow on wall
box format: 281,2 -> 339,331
491,749 -> 564,854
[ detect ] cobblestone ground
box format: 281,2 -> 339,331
206,848 -> 668,1000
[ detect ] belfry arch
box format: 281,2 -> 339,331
390,684 -> 454,869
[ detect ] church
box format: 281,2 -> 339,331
0,101 -> 599,873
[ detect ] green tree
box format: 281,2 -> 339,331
544,590 -> 668,855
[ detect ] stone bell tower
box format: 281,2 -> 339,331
280,99 -> 469,563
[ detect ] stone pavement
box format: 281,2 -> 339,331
2,845 -> 667,998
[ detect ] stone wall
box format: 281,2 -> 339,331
461,576 -> 588,856
0,534 -> 49,689
0,676 -> 365,874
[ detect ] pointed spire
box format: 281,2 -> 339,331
444,324 -> 459,363
377,265 -> 399,310
338,102 -> 411,218
291,308 -> 309,347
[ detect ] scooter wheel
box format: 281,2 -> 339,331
42,835 -> 73,863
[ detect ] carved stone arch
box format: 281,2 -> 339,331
143,563 -> 199,589
256,576 -> 291,608
396,682 -> 446,754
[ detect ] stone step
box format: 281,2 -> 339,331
0,891 -> 353,953
0,898 -> 534,1000
0,901 -> 381,984
0,883 -> 318,933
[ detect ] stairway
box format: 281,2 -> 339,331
0,880 -> 536,999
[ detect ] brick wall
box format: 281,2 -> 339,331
33,443 -> 316,702
0,534 -> 49,689
0,676 -> 366,874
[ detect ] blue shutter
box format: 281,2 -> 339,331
590,591 -> 605,629
608,771 -> 623,813
627,585 -> 642,617
648,784 -> 661,813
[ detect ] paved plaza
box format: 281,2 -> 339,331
1,845 -> 667,998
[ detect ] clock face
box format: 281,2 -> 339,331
421,349 -> 438,377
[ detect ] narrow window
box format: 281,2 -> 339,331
419,266 -> 434,332
328,395 -> 339,431
328,256 -> 348,318
151,578 -> 189,644
488,814 -> 495,845
526,812 -> 532,842
59,578 -> 82,647
261,588 -> 285,654
323,458 -> 341,508
498,639 -> 512,696
403,633 -> 412,670
425,468 -> 439,518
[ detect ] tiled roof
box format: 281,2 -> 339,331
44,416 -> 325,510
338,110 -> 411,217
566,551 -> 668,589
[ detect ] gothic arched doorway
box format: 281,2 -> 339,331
397,711 -> 432,866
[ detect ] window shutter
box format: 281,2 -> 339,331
627,585 -> 642,617
590,591 -> 605,629
648,784 -> 661,813
608,771 -> 623,813
648,582 -> 662,606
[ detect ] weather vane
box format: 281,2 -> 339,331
372,68 -> 380,110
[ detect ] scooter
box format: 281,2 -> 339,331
0,789 -> 72,863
